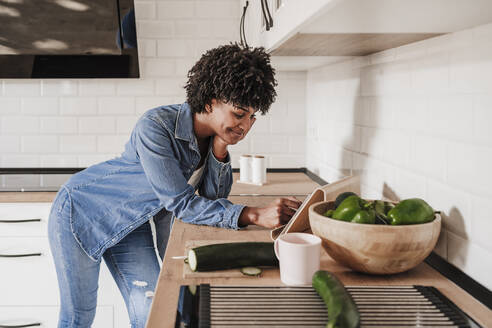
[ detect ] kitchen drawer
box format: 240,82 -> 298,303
0,203 -> 52,237
0,237 -> 59,305
0,237 -> 126,306
0,305 -> 113,328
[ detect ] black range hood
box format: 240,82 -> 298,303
0,0 -> 139,78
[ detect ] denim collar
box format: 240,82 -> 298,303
174,103 -> 193,142
175,103 -> 200,154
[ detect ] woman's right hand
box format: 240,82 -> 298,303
239,197 -> 303,229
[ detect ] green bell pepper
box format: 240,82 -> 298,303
332,195 -> 375,224
387,198 -> 435,225
372,200 -> 394,224
351,209 -> 375,224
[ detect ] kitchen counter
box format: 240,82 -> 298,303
0,172 -> 317,203
2,173 -> 490,327
0,191 -> 57,202
146,173 -> 492,328
147,222 -> 492,328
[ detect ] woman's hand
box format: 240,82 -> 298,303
239,197 -> 303,229
212,135 -> 229,161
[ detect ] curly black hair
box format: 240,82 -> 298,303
185,43 -> 277,115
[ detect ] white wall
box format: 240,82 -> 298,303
305,22 -> 492,289
0,0 -> 305,171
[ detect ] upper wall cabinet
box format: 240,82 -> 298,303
240,0 -> 329,49
241,0 -> 492,56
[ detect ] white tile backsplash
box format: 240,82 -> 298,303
98,97 -> 136,115
40,117 -> 78,134
2,116 -> 39,135
473,95 -> 492,145
78,81 -> 117,96
0,98 -> 21,114
157,1 -> 195,19
116,80 -> 155,96
157,39 -> 195,58
137,21 -> 174,38
60,97 -> 98,115
60,136 -> 97,153
41,80 -> 78,96
21,97 -> 59,116
4,81 -> 40,96
21,136 -> 59,153
0,136 -> 20,153
134,1 -> 156,20
97,136 -> 129,153
79,117 -> 116,135
144,59 -> 177,77
306,21 -> 492,289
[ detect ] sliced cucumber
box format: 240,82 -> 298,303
240,267 -> 262,276
187,242 -> 278,272
188,249 -> 197,271
188,284 -> 197,295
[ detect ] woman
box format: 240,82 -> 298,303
48,44 -> 302,328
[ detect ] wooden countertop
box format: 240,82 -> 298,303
146,220 -> 491,328
146,173 -> 491,328
0,172 -> 319,203
0,191 -> 57,202
229,172 -> 318,196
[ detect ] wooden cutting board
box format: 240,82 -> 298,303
182,240 -> 274,279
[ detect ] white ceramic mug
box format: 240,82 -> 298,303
239,155 -> 252,182
252,155 -> 266,185
274,233 -> 322,286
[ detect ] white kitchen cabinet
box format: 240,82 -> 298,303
0,203 -> 50,237
239,0 -> 263,48
240,0 -> 329,49
0,306 -> 113,328
242,0 -> 492,63
0,202 -> 130,328
239,0 -> 344,70
259,0 -> 332,51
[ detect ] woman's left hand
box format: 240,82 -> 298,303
212,135 -> 229,161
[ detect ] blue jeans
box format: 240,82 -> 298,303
48,193 -> 168,328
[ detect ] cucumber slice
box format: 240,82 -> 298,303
240,267 -> 262,276
187,242 -> 278,272
188,249 -> 197,271
188,284 -> 197,295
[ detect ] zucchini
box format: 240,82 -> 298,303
240,267 -> 262,276
187,242 -> 278,272
312,270 -> 360,328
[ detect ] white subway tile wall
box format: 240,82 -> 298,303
306,22 -> 492,290
0,0 -> 305,170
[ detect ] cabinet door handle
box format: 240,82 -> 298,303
260,0 -> 269,31
240,1 -> 249,48
264,0 -> 273,28
0,253 -> 42,258
261,0 -> 273,30
0,219 -> 42,223
0,323 -> 41,327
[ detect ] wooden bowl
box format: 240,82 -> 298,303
309,201 -> 441,274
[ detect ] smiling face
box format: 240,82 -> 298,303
206,99 -> 257,145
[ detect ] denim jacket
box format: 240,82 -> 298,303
58,103 -> 245,262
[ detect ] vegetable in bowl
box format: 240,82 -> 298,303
323,193 -> 435,226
